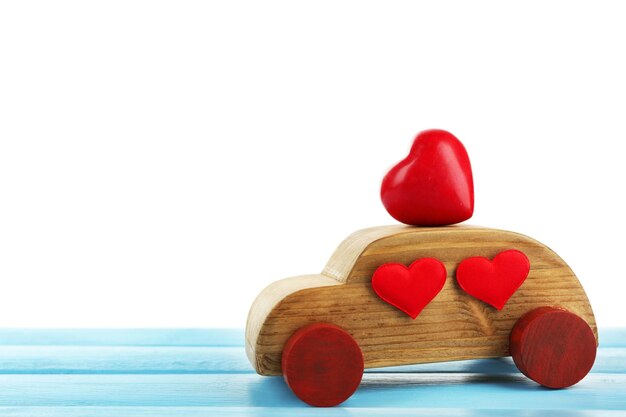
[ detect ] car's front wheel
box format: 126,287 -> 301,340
281,322 -> 364,406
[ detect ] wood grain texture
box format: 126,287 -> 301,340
246,225 -> 597,376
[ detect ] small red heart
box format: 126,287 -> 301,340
372,258 -> 447,319
456,250 -> 530,310
381,129 -> 474,226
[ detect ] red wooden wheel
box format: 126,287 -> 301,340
282,323 -> 364,407
510,306 -> 597,388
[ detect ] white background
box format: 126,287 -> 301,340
1,1 -> 625,328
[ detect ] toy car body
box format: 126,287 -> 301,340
246,225 -> 598,405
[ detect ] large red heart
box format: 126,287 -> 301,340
456,250 -> 530,310
371,258 -> 447,319
380,129 -> 474,226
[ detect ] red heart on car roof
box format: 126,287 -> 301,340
380,129 -> 474,226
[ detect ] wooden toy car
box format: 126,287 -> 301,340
245,225 -> 598,407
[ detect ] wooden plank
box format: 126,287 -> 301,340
0,346 -> 249,374
600,328 -> 626,347
0,346 -> 623,375
0,373 -> 625,409
0,327 -> 621,347
0,329 -> 623,414
0,329 -> 243,347
0,407 -> 624,417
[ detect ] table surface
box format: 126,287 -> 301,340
0,328 -> 624,416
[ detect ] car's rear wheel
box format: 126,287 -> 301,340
282,322 -> 363,407
510,306 -> 597,388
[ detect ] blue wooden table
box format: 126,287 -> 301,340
0,328 -> 625,416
